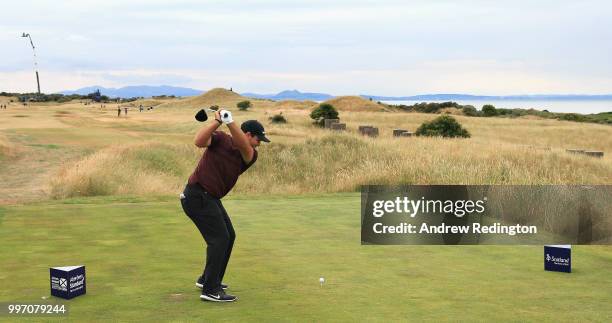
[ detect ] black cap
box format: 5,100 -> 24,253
241,120 -> 270,142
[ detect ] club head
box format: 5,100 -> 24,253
195,109 -> 208,122
206,105 -> 219,114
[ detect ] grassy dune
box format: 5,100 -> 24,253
324,95 -> 388,111
0,90 -> 611,202
47,126 -> 612,198
49,142 -> 200,198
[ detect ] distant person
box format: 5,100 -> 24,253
124,107 -> 128,115
181,110 -> 270,303
117,106 -> 121,117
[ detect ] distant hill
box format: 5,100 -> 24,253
58,85 -> 612,101
158,88 -> 247,109
241,90 -> 334,101
59,85 -> 203,98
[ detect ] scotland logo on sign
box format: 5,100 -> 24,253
544,245 -> 571,273
51,276 -> 68,292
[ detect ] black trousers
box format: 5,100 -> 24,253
180,183 -> 235,294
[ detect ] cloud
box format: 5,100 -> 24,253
3,62 -> 612,95
95,70 -> 195,85
64,34 -> 90,42
2,1 -> 612,94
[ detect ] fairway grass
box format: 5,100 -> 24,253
1,193 -> 611,322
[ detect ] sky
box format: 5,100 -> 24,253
1,0 -> 612,95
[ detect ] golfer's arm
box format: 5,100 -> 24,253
194,121 -> 221,147
227,122 -> 254,163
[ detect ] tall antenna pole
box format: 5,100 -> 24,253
21,33 -> 41,94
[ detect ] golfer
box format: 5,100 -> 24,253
181,109 -> 269,302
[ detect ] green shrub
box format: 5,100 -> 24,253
497,108 -> 514,116
559,113 -> 586,122
462,105 -> 479,117
237,100 -> 252,111
310,103 -> 339,127
482,104 -> 498,117
270,113 -> 287,124
415,115 -> 471,138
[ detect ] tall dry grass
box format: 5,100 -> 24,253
15,97 -> 608,199
237,132 -> 611,195
49,142 -> 200,199
49,129 -> 612,198
482,185 -> 612,243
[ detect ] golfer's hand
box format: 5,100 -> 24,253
220,109 -> 233,124
213,110 -> 222,125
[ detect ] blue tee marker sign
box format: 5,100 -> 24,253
544,245 -> 571,273
50,265 -> 86,299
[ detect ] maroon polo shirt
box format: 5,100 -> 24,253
188,131 -> 258,198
